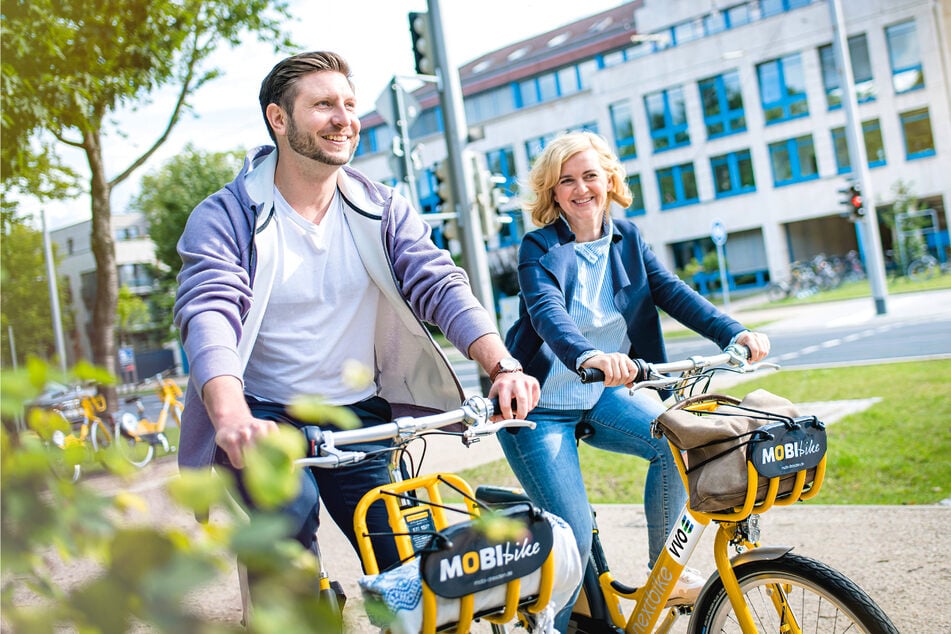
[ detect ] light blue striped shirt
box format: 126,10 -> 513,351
538,222 -> 632,410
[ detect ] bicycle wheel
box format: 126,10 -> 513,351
688,553 -> 898,634
48,430 -> 83,483
115,411 -> 155,468
907,256 -> 938,282
90,419 -> 113,452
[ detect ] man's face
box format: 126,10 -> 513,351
283,71 -> 360,166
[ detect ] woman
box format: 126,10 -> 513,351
500,131 -> 770,628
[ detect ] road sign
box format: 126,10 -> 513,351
711,220 -> 727,246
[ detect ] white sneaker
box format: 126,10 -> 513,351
667,567 -> 705,605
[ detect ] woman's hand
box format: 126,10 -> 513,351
580,352 -> 640,388
735,330 -> 771,362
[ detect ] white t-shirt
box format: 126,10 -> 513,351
243,187 -> 380,405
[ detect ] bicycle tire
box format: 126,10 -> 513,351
907,256 -> 937,282
688,552 -> 898,634
90,420 -> 112,453
114,413 -> 155,468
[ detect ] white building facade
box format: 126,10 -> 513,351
351,0 -> 950,300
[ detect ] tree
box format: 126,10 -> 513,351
2,0 -> 296,410
116,285 -> 151,347
0,209 -> 73,368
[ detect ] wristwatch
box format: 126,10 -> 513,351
489,356 -> 523,382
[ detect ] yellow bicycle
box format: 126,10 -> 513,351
30,387 -> 114,482
115,373 -> 183,468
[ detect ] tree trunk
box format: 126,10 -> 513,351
84,127 -> 119,413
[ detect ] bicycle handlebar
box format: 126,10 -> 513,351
577,344 -> 773,388
295,396 -> 535,469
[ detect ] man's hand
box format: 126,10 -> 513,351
580,352 -> 640,388
202,375 -> 277,469
213,416 -> 279,469
488,371 -> 540,420
734,330 -> 771,362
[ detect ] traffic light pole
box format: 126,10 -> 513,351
424,0 -> 496,320
829,0 -> 887,315
390,77 -> 421,210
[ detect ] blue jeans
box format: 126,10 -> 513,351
497,386 -> 686,629
214,395 -> 403,573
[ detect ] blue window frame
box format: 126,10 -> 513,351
354,124 -> 387,158
831,119 -> 887,174
768,135 -> 818,186
886,20 -> 925,93
409,106 -> 443,138
710,150 -> 756,197
416,166 -> 440,214
644,86 -> 689,152
699,71 -> 746,138
900,108 -> 935,160
757,54 -> 808,124
626,174 -> 645,217
609,101 -> 637,159
657,163 -> 699,209
524,122 -> 599,165
486,146 -> 518,197
819,35 -> 875,109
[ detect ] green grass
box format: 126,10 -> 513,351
456,358 -> 951,505
755,270 -> 951,308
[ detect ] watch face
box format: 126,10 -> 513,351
500,357 -> 520,372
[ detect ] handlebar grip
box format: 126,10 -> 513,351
577,358 -> 651,384
301,425 -> 325,458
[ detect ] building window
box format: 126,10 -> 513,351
486,146 -> 518,197
710,149 -> 756,197
886,20 -> 925,94
831,119 -> 886,174
609,101 -> 637,159
644,86 -> 690,152
465,85 -> 517,124
626,174 -> 645,217
757,53 -> 808,124
768,135 -> 818,186
699,71 -> 746,138
656,163 -> 699,209
819,34 -> 875,109
525,122 -> 599,165
900,108 -> 935,160
409,107 -> 443,138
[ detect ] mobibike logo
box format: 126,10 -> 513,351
632,565 -> 674,633
759,437 -> 823,465
438,536 -> 541,582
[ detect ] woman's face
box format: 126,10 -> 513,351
552,148 -> 611,229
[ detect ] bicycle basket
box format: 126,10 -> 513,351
654,389 -> 827,515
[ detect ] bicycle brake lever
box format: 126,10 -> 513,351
295,447 -> 366,469
463,419 -> 536,442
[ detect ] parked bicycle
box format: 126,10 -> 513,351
29,385 -> 114,482
114,372 -> 183,468
240,397 -> 583,634
533,344 -> 896,633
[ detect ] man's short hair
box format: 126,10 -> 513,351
259,51 -> 353,143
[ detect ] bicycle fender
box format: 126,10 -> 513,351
692,546 -> 794,606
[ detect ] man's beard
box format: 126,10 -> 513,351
286,117 -> 356,166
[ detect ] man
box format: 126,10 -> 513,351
173,51 -> 540,569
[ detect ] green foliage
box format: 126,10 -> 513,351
1,359 -> 347,632
116,284 -> 151,345
133,144 -> 246,277
0,210 -> 73,367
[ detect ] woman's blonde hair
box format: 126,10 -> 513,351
524,131 -> 632,227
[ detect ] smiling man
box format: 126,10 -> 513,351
172,51 -> 539,578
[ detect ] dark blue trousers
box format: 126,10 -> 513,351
214,394 -> 402,572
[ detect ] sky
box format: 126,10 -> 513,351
35,0 -> 626,230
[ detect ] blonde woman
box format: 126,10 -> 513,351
501,131 -> 769,630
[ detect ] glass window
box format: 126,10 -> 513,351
673,18 -> 704,45
757,54 -> 808,123
726,4 -> 752,27
577,59 -> 598,89
656,163 -> 699,209
768,135 -> 818,186
760,0 -> 785,18
644,86 -> 690,152
486,146 -> 518,197
704,10 -> 727,35
409,107 -> 443,138
819,35 -> 876,109
831,119 -> 886,173
626,174 -> 645,217
699,71 -> 746,138
710,149 -> 756,197
537,71 -> 558,102
609,100 -> 637,159
557,66 -> 581,95
900,107 -> 935,159
886,20 -> 925,93
465,86 -> 517,124
519,78 -> 540,107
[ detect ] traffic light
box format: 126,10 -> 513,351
838,181 -> 864,219
434,159 -> 454,212
408,12 -> 435,75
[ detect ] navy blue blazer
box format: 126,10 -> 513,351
505,218 -> 745,388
